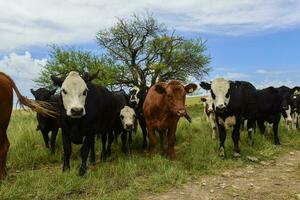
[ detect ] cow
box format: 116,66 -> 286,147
200,78 -> 257,158
200,96 -> 217,139
275,86 -> 293,130
255,87 -> 283,145
129,86 -> 149,149
0,72 -> 56,179
290,88 -> 300,130
51,71 -> 123,176
31,88 -> 60,153
143,80 -> 197,160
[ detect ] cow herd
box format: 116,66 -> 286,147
0,71 -> 300,180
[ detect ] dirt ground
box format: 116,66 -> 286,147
142,151 -> 300,200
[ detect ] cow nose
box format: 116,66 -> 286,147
216,105 -> 226,113
126,124 -> 133,130
71,107 -> 84,116
177,109 -> 186,117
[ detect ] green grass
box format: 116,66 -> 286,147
1,100 -> 300,200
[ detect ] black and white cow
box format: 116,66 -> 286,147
129,86 -> 149,149
200,96 -> 217,139
200,78 -> 257,158
30,88 -> 60,153
51,71 -> 123,176
290,88 -> 300,130
275,86 -> 293,130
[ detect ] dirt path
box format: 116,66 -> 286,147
142,151 -> 300,200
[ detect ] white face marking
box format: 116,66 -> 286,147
61,71 -> 87,118
211,78 -> 230,109
129,86 -> 140,105
120,106 -> 136,130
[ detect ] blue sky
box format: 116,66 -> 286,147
1,0 -> 300,98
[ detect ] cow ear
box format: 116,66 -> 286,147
185,83 -> 197,93
200,97 -> 207,102
50,88 -> 57,95
51,75 -> 64,87
82,72 -> 90,83
30,89 -> 36,97
200,82 -> 211,90
155,85 -> 166,94
291,86 -> 300,94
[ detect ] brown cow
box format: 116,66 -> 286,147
0,72 -> 56,179
143,80 -> 197,160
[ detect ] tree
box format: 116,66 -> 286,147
96,14 -> 210,88
35,45 -> 118,88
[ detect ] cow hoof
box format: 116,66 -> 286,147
275,141 -> 281,145
79,167 -> 86,176
219,147 -> 226,158
233,152 -> 241,158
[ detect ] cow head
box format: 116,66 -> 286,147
120,106 -> 136,131
291,87 -> 300,113
31,88 -> 56,101
200,96 -> 214,114
200,78 -> 231,114
155,80 -> 197,117
51,71 -> 89,118
129,86 -> 140,106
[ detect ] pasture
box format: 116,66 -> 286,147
1,96 -> 300,200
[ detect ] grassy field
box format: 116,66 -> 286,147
1,96 -> 300,199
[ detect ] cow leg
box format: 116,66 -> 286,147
89,134 -> 96,165
41,129 -> 50,148
121,131 -> 128,153
232,122 -> 241,158
247,119 -> 255,146
257,121 -> 266,135
101,133 -> 108,161
0,131 -> 9,180
106,131 -> 114,157
139,117 -> 148,150
292,113 -> 298,130
158,130 -> 166,155
273,122 -> 280,145
50,129 -> 58,154
62,131 -> 72,171
79,136 -> 91,176
147,126 -> 157,158
128,131 -> 132,154
167,126 -> 177,161
209,114 -> 217,139
218,124 -> 226,158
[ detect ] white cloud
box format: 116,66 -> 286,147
0,52 -> 46,97
0,0 -> 300,51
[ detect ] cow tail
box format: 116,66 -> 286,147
0,72 -> 58,117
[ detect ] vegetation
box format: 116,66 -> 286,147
1,97 -> 300,200
36,14 -> 211,88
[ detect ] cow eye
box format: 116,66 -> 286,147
83,89 -> 87,96
120,115 -> 124,119
225,90 -> 230,98
62,89 -> 67,95
211,91 -> 216,99
167,95 -> 173,100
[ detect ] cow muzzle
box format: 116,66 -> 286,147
69,107 -> 85,118
177,109 -> 186,117
215,105 -> 227,114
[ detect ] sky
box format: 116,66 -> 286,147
1,0 -> 300,98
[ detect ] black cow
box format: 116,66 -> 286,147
30,88 -> 60,153
290,87 -> 300,129
255,87 -> 284,145
200,78 -> 257,158
51,71 -> 123,176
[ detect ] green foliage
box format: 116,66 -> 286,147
96,14 -> 211,87
2,103 -> 300,199
35,45 -> 119,88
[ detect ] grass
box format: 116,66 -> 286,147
1,98 -> 300,200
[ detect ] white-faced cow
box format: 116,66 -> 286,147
200,78 -> 257,158
275,86 -> 293,130
200,96 -> 217,139
51,71 -> 123,176
31,88 -> 60,153
143,80 -> 197,160
290,88 -> 300,130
